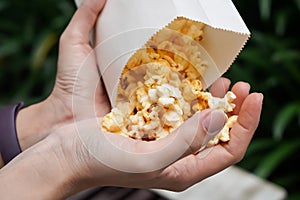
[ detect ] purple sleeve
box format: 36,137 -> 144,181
0,102 -> 24,164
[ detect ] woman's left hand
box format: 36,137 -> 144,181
16,0 -> 109,150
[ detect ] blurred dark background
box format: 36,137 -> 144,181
1,0 -> 299,199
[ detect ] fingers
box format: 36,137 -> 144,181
61,0 -> 106,44
226,93 -> 264,157
151,109 -> 227,158
131,109 -> 227,171
91,109 -> 227,173
156,93 -> 263,191
209,78 -> 231,98
210,79 -> 250,115
231,82 -> 251,115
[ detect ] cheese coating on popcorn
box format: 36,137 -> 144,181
101,17 -> 238,144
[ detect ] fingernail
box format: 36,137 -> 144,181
201,110 -> 227,145
258,93 -> 264,103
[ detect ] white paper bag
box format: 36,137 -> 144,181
75,0 -> 250,105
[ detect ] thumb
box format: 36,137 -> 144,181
200,109 -> 228,150
75,109 -> 227,174
167,109 -> 227,158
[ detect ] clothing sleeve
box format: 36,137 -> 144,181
0,102 -> 24,165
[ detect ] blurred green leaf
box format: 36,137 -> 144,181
0,38 -> 22,56
0,1 -> 9,11
31,32 -> 58,70
273,102 -> 300,140
254,140 -> 300,178
0,19 -> 20,33
238,154 -> 265,171
288,193 -> 300,200
274,172 -> 300,188
272,49 -> 300,85
245,138 -> 275,156
259,0 -> 272,21
22,17 -> 35,44
295,0 -> 300,11
275,10 -> 288,35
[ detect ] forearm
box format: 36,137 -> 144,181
16,97 -> 72,151
0,136 -> 75,200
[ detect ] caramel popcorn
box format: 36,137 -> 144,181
208,115 -> 238,145
101,17 -> 238,144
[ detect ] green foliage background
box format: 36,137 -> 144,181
1,0 -> 299,199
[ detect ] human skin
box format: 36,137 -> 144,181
0,83 -> 263,199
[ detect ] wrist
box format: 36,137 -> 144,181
41,125 -> 101,196
48,124 -> 115,193
16,97 -> 73,151
0,154 -> 4,168
0,136 -> 75,199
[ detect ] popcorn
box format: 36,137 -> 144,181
158,97 -> 175,107
102,108 -> 125,133
208,115 -> 238,145
101,17 -> 238,144
200,91 -> 236,113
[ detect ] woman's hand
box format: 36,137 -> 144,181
56,80 -> 263,193
16,0 -> 109,151
1,79 -> 262,200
